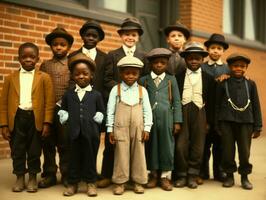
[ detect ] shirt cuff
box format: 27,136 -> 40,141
144,125 -> 152,132
107,126 -> 113,133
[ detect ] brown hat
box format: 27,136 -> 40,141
180,42 -> 209,58
226,53 -> 251,65
68,53 -> 96,72
45,27 -> 74,46
79,20 -> 105,41
164,21 -> 190,40
146,48 -> 172,61
204,33 -> 229,50
117,17 -> 144,36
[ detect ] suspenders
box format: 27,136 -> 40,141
225,80 -> 251,112
117,83 -> 143,104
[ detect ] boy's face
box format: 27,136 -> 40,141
207,43 -> 224,61
51,37 -> 70,59
229,60 -> 248,78
18,47 -> 39,71
151,57 -> 168,75
120,30 -> 139,48
81,28 -> 100,49
167,30 -> 186,51
185,53 -> 204,71
120,67 -> 140,86
72,62 -> 93,88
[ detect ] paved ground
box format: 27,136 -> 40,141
1,135 -> 266,200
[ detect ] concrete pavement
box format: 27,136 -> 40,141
1,135 -> 266,200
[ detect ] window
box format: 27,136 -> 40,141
96,0 -> 129,13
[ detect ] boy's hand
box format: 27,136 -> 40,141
42,123 -> 51,138
109,132 -> 115,144
215,74 -> 230,82
1,127 -> 11,141
173,123 -> 181,135
142,131 -> 149,142
252,131 -> 260,139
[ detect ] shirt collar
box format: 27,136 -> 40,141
208,58 -> 223,66
52,56 -> 68,65
75,84 -> 92,92
121,81 -> 138,91
186,67 -> 201,75
82,47 -> 96,55
151,71 -> 166,80
20,67 -> 35,74
122,45 -> 136,55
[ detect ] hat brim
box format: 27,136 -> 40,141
79,26 -> 105,41
117,27 -> 143,36
147,54 -> 171,61
45,33 -> 74,46
204,41 -> 229,50
180,50 -> 209,58
227,56 -> 251,65
164,26 -> 190,40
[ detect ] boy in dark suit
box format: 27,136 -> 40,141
215,53 -> 262,190
98,17 -> 148,188
39,27 -> 74,188
174,42 -> 215,189
0,42 -> 55,193
58,53 -> 105,196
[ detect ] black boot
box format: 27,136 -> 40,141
187,175 -> 197,189
222,173 -> 234,187
241,175 -> 253,190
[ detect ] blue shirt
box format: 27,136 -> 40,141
106,81 -> 153,133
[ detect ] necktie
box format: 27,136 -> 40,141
154,76 -> 161,87
127,50 -> 133,56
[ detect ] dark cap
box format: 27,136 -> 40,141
146,48 -> 172,61
164,21 -> 190,40
226,53 -> 251,65
68,53 -> 96,72
117,17 -> 144,36
180,42 -> 209,58
79,20 -> 105,41
45,27 -> 74,46
117,56 -> 144,68
204,33 -> 229,50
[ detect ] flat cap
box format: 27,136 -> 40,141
180,41 -> 209,58
45,27 -> 74,46
226,53 -> 251,65
117,17 -> 143,36
164,21 -> 190,40
117,55 -> 144,68
79,20 -> 105,41
146,48 -> 172,60
68,53 -> 96,72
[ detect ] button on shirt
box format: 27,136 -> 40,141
75,84 -> 92,101
106,81 -> 153,132
182,68 -> 204,108
122,45 -> 136,56
19,68 -> 35,110
82,47 -> 97,61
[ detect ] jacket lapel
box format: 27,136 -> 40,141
70,88 -> 81,103
11,71 -> 20,96
32,70 -> 41,94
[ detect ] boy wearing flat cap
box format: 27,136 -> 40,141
163,21 -> 190,75
99,17 -> 149,188
199,33 -> 230,183
39,27 -> 74,188
215,53 -> 262,190
139,48 -> 182,191
106,56 -> 153,195
174,42 -> 215,189
58,53 -> 105,196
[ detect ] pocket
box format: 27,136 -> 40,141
113,125 -> 128,142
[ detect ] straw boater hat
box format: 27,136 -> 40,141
226,53 -> 251,65
79,20 -> 105,41
45,27 -> 74,46
146,48 -> 172,61
117,17 -> 144,36
164,21 -> 191,40
180,42 -> 209,58
117,55 -> 144,68
204,33 -> 229,50
68,53 -> 96,72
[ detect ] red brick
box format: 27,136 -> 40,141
21,10 -> 36,18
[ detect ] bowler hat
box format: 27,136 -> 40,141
117,55 -> 144,68
204,33 -> 229,50
79,20 -> 105,41
180,42 -> 209,58
146,48 -> 172,61
226,53 -> 251,65
164,21 -> 190,40
45,27 -> 74,46
68,53 -> 96,72
117,17 -> 144,36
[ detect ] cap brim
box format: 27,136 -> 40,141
180,50 -> 209,58
117,27 -> 143,36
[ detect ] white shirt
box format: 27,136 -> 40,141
182,68 -> 204,108
19,68 -> 35,110
151,71 -> 165,86
208,58 -> 223,66
82,47 -> 97,61
75,84 -> 92,101
122,45 -> 136,56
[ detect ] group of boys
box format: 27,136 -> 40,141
0,15 -> 262,197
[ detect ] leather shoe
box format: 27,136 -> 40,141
63,184 -> 77,196
146,176 -> 158,188
96,178 -> 111,188
27,173 -> 38,193
113,184 -> 124,195
38,175 -> 57,188
160,178 -> 172,191
241,175 -> 253,190
12,175 -> 25,192
187,175 -> 197,189
222,174 -> 234,187
173,177 -> 186,188
87,183 -> 97,196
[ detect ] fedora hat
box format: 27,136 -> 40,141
117,17 -> 144,36
180,42 -> 209,58
79,20 -> 105,41
45,27 -> 74,46
226,53 -> 251,65
68,53 -> 96,72
204,33 -> 229,50
164,21 -> 190,40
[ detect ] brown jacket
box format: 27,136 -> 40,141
0,70 -> 55,132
